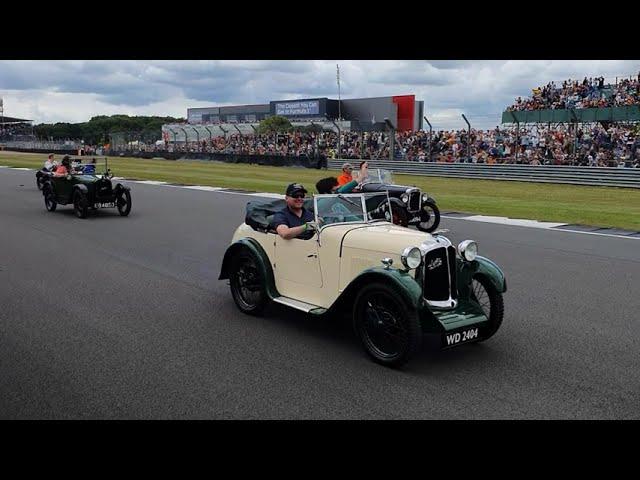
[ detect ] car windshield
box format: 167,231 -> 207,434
314,192 -> 393,228
372,168 -> 394,184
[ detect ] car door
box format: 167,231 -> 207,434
52,175 -> 73,203
274,234 -> 323,305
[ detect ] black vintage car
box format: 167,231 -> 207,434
36,168 -> 51,190
359,169 -> 440,232
41,160 -> 132,219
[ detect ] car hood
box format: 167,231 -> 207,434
74,175 -> 100,183
340,222 -> 436,254
360,182 -> 418,194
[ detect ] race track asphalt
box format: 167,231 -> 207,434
1,167 -> 639,419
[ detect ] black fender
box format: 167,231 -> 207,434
422,196 -> 437,206
42,179 -> 56,195
389,196 -> 406,209
218,238 -> 279,300
114,183 -> 131,193
73,184 -> 89,195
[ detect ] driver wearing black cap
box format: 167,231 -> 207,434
270,183 -> 315,239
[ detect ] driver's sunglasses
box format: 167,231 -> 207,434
291,193 -> 305,199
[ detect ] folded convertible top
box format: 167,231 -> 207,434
244,198 -> 314,232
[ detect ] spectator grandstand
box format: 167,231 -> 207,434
506,73 -> 640,111
113,122 -> 640,168
0,116 -> 35,142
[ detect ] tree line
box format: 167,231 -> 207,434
34,115 -> 185,144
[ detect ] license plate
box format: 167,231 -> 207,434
98,202 -> 115,208
443,327 -> 479,347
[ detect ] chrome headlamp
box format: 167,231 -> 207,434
401,246 -> 423,270
458,240 -> 478,262
401,194 -> 409,203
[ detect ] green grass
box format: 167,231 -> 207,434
2,150 -> 639,230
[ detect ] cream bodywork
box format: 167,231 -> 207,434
231,221 -> 438,309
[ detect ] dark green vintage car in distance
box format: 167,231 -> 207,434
41,161 -> 132,219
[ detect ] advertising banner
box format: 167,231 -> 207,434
275,100 -> 320,116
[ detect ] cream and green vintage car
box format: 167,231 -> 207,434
219,192 -> 507,368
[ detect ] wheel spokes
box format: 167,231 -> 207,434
363,295 -> 407,357
472,280 -> 491,316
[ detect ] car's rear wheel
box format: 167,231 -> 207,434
116,189 -> 132,216
43,185 -> 57,212
229,251 -> 268,316
416,201 -> 440,232
353,282 -> 422,368
470,274 -> 504,342
73,190 -> 88,219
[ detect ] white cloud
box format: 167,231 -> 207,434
0,60 -> 638,130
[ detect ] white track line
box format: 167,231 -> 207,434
129,180 -> 168,185
3,166 -> 639,240
181,185 -> 224,191
462,215 -> 568,229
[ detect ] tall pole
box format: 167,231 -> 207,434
384,118 -> 395,161
336,64 -> 342,121
190,126 -> 200,151
461,114 -> 471,162
204,125 -> 213,143
424,116 -> 432,162
0,96 -> 4,136
330,119 -> 341,159
515,123 -> 519,163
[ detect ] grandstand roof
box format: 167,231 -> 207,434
0,115 -> 33,124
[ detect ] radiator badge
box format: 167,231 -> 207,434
427,258 -> 443,270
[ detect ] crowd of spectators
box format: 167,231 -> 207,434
507,73 -> 640,111
154,131 -> 336,157
6,119 -> 639,168
406,124 -> 640,167
127,122 -> 640,167
0,123 -> 35,141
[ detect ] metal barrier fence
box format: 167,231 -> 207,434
328,160 -> 640,188
3,140 -> 83,151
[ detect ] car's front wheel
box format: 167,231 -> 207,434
470,274 -> 504,342
116,189 -> 132,216
43,185 -> 57,212
73,190 -> 88,219
353,283 -> 422,367
229,251 -> 268,316
416,201 -> 440,232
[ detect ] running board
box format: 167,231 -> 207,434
272,296 -> 326,314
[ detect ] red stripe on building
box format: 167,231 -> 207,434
392,95 -> 415,132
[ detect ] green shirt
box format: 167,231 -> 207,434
336,180 -> 358,193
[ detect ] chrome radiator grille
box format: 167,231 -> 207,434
422,245 -> 458,308
408,191 -> 421,212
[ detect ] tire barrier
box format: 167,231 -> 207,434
328,160 -> 640,188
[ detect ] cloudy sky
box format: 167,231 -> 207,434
1,60 -> 638,130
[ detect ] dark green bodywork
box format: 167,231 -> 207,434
220,238 -> 507,336
219,238 -> 280,300
46,173 -> 128,206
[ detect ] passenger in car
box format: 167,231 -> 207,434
270,183 -> 315,240
315,162 -> 368,194
53,156 -> 71,177
43,153 -> 57,172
